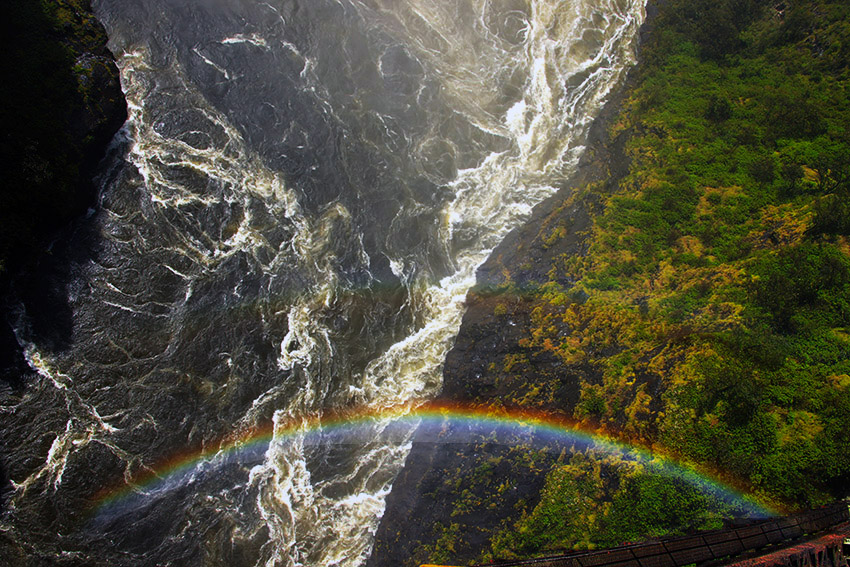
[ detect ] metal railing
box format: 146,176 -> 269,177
471,502 -> 850,567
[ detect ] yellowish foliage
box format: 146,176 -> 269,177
747,204 -> 812,249
675,235 -> 704,257
802,165 -> 819,183
836,236 -> 850,258
828,374 -> 850,389
774,410 -> 824,447
696,186 -> 743,216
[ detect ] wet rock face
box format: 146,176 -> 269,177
0,0 -> 126,380
366,2 -> 652,560
0,0 -> 126,271
3,0 -> 649,563
51,0 -> 128,211
0,1 -> 126,519
367,81 -> 635,567
71,51 -> 126,156
366,291 -> 562,567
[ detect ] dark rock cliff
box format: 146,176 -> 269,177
367,4 -> 661,566
366,95 -> 628,567
0,0 -> 126,381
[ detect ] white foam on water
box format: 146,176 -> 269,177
2,1 -> 645,565
255,1 -> 646,566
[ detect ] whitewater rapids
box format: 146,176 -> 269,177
0,1 -> 645,565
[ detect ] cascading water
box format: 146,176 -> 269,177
0,1 -> 645,565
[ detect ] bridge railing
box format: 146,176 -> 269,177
469,502 -> 849,567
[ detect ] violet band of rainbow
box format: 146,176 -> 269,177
93,402 -> 780,518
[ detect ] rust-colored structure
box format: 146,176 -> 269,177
726,525 -> 849,567
424,502 -> 850,567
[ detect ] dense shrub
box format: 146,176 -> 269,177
487,0 -> 850,559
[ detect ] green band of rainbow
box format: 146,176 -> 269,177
92,402 -> 780,518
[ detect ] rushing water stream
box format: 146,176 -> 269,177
0,1 -> 644,565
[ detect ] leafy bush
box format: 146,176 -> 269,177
747,244 -> 850,334
602,470 -> 731,545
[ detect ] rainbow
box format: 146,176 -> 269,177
92,402 -> 780,519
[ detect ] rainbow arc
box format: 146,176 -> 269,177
93,402 -> 779,518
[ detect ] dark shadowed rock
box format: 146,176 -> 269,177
367,4 -> 661,565
0,0 -> 126,382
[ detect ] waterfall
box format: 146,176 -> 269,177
0,1 -> 645,565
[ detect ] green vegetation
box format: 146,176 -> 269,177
488,453 -> 737,560
422,522 -> 462,565
491,452 -> 611,557
0,0 -> 124,276
438,0 -> 850,562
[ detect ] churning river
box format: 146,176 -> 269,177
0,1 -> 644,565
